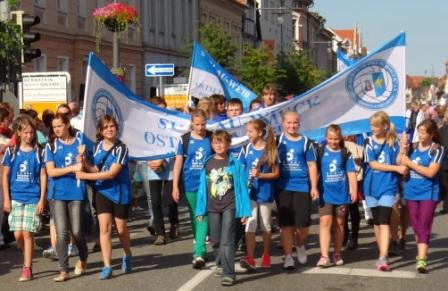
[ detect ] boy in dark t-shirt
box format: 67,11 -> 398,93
196,130 -> 251,286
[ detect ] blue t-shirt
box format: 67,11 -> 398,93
320,146 -> 356,205
404,144 -> 444,201
277,134 -> 316,192
44,138 -> 85,201
176,135 -> 213,192
363,138 -> 399,198
2,147 -> 44,204
93,141 -> 131,205
239,144 -> 275,203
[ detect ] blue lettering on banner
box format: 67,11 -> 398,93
159,118 -> 184,130
144,132 -> 177,148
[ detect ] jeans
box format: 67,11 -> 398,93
185,191 -> 208,258
208,209 -> 236,280
50,200 -> 88,272
149,180 -> 178,235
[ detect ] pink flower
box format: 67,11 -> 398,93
92,2 -> 138,24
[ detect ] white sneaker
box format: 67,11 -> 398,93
43,247 -> 58,260
283,255 -> 295,270
68,244 -> 79,257
296,246 -> 307,265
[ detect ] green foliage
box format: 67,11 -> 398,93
238,44 -> 280,95
420,78 -> 435,88
199,21 -> 237,70
8,0 -> 18,9
0,20 -> 22,64
276,51 -> 327,97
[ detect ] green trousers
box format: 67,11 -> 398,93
185,191 -> 208,258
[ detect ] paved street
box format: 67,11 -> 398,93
0,201 -> 447,291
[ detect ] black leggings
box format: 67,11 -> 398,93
149,180 -> 178,235
344,201 -> 361,239
371,206 -> 392,226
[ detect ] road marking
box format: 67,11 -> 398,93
303,267 -> 417,278
177,263 -> 214,291
177,263 -> 418,291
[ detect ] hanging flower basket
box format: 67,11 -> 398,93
92,2 -> 139,52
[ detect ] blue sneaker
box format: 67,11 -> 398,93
99,267 -> 112,280
121,256 -> 132,273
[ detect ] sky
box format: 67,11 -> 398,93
312,0 -> 448,77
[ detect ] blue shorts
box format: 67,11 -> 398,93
365,194 -> 395,208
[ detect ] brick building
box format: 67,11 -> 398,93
18,0 -> 143,103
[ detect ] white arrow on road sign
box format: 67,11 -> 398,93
145,63 -> 175,77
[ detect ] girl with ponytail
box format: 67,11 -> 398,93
239,119 -> 279,271
364,111 -> 407,272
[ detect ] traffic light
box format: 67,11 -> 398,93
11,11 -> 41,63
22,14 -> 41,63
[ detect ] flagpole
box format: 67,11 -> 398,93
186,42 -> 196,110
77,53 -> 94,187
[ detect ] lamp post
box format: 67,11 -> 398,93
113,0 -> 119,69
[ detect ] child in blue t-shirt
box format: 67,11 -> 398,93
316,125 -> 357,268
398,119 -> 444,273
172,109 -> 213,269
44,113 -> 88,282
196,130 -> 251,286
2,115 -> 47,282
76,114 -> 132,279
276,111 -> 318,269
239,119 -> 279,271
363,111 -> 407,272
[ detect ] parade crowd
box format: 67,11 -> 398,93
0,85 -> 447,287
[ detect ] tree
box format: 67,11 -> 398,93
0,20 -> 22,83
420,78 -> 435,88
238,44 -> 280,95
199,21 -> 237,70
276,50 -> 327,97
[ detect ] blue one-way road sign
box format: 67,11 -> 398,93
145,63 -> 175,77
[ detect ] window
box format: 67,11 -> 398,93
158,0 -> 165,35
34,0 -> 46,8
171,0 -> 176,38
57,56 -> 69,72
34,54 -> 47,72
57,0 -> 68,27
96,0 -> 104,8
77,0 -> 86,18
77,0 -> 87,30
58,0 -> 68,13
149,0 -> 156,31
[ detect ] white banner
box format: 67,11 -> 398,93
83,32 -> 406,160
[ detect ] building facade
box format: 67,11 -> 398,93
257,0 -> 293,55
200,0 -> 246,47
19,0 -> 143,103
292,0 -> 335,74
140,0 -> 198,98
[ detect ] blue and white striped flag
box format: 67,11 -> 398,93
188,42 -> 257,112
